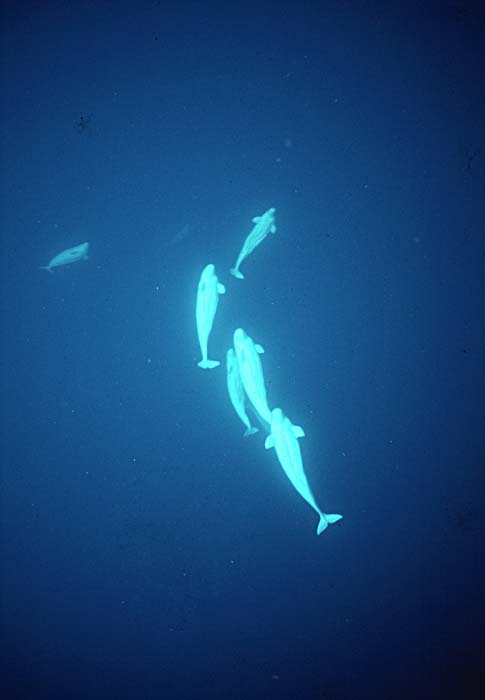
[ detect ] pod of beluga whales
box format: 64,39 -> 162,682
40,211 -> 342,535
196,208 -> 343,536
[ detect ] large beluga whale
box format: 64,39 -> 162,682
40,242 -> 89,273
196,263 -> 225,369
265,408 -> 343,535
230,207 -> 276,279
233,328 -> 272,425
226,349 -> 259,437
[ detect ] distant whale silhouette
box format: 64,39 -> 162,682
196,264 -> 225,369
40,242 -> 89,273
230,208 -> 276,279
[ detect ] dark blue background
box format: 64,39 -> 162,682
1,2 -> 484,698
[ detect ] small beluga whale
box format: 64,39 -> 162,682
230,207 -> 276,279
40,242 -> 89,273
233,328 -> 272,425
226,349 -> 259,437
265,408 -> 343,535
196,264 -> 225,369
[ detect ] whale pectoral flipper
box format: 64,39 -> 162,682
264,435 -> 275,450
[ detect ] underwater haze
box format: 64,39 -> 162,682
1,1 -> 484,699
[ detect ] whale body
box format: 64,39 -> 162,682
230,207 -> 276,279
246,400 -> 271,434
40,242 -> 89,273
226,349 -> 259,437
265,408 -> 343,535
233,328 -> 272,424
196,264 -> 225,369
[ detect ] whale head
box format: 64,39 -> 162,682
233,328 -> 248,346
202,263 -> 215,278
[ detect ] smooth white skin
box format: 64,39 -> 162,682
233,328 -> 272,424
196,264 -> 222,365
232,208 -> 276,274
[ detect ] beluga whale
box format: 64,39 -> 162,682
233,328 -> 272,425
226,348 -> 259,437
265,408 -> 343,535
40,242 -> 89,273
196,263 -> 225,369
230,207 -> 276,279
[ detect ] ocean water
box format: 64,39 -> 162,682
1,2 -> 484,699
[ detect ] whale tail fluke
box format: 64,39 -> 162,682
317,512 -> 343,535
197,359 -> 220,369
243,426 -> 259,437
230,268 -> 244,280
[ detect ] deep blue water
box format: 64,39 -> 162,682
1,2 -> 484,699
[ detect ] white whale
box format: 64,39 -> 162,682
265,408 -> 343,535
233,328 -> 272,424
230,207 -> 276,279
226,349 -> 259,437
196,264 -> 225,369
40,242 -> 89,273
